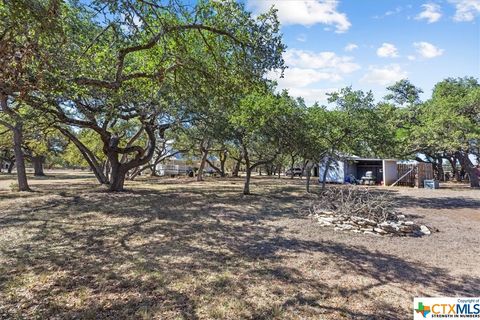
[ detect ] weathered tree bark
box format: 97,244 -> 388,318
305,161 -> 312,193
104,125 -> 158,191
435,157 -> 444,181
206,159 -> 223,177
430,159 -> 438,180
125,166 -> 142,181
450,156 -> 461,181
241,143 -> 278,195
104,160 -> 111,182
445,156 -> 458,181
232,156 -> 242,178
120,127 -> 144,164
290,155 -> 296,179
12,124 -> 30,191
0,94 -> 30,191
205,149 -> 227,177
31,156 -> 46,176
242,144 -> 251,195
244,167 -> 252,195
456,151 -> 479,188
197,145 -> 209,182
321,157 -> 331,190
108,161 -> 126,191
220,151 -> 227,177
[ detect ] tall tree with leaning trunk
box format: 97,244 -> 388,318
0,0 -> 62,191
51,86 -> 170,191
230,90 -> 296,195
0,95 -> 30,191
38,0 -> 284,191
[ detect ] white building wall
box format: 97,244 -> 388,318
318,160 -> 345,183
383,160 -> 398,186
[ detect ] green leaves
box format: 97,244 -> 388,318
413,78 -> 479,153
384,79 -> 423,106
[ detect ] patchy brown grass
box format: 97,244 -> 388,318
0,171 -> 479,319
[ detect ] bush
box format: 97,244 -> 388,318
9,182 -> 18,192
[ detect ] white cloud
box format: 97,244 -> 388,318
376,43 -> 399,58
344,43 -> 358,51
269,68 -> 342,88
413,41 -> 444,58
267,49 -> 360,104
287,87 -> 339,105
385,6 -> 403,16
246,0 -> 351,33
407,55 -> 416,61
360,64 -> 408,86
416,3 -> 442,23
284,49 -> 361,73
373,6 -> 403,19
448,0 -> 480,21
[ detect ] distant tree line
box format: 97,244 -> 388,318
1,0 -> 479,193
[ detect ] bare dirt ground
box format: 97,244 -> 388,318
0,171 -> 479,319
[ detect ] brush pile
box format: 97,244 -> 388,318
309,186 -> 432,236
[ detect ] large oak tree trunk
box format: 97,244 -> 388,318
457,152 -> 479,188
108,151 -> 126,191
109,166 -> 126,191
32,156 -> 46,176
243,167 -> 252,195
105,125 -> 158,191
12,124 -> 30,191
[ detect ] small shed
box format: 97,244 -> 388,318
318,156 -> 398,185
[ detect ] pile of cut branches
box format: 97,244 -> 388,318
314,186 -> 398,223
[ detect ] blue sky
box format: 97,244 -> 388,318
246,0 -> 480,105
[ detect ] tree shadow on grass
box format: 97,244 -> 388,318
0,183 -> 478,319
393,195 -> 480,210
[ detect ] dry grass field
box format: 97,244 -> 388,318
0,171 -> 479,319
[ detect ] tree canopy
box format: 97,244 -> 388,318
1,1 -> 479,192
